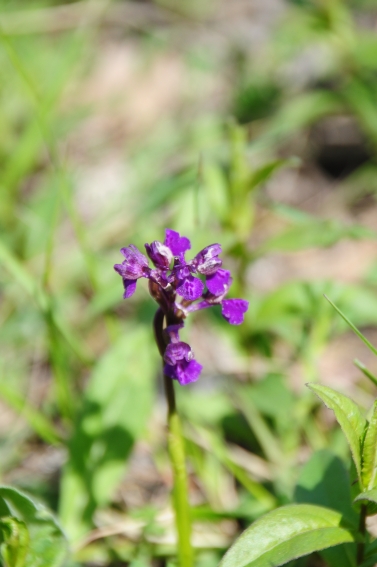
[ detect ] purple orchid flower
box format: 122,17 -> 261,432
163,324 -> 202,386
114,229 -> 249,385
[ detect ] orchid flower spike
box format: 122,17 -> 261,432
114,229 -> 249,385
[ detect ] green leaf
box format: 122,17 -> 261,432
360,556 -> 377,567
294,450 -> 357,567
354,488 -> 377,505
307,384 -> 366,483
361,401 -> 377,490
0,486 -> 67,567
353,488 -> 377,516
0,517 -> 29,567
218,504 -> 355,567
295,450 -> 358,526
59,325 -> 158,540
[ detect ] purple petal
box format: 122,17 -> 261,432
115,245 -> 149,279
206,269 -> 232,296
164,359 -> 202,386
176,275 -> 204,300
221,299 -> 249,325
165,323 -> 184,343
164,342 -> 193,365
149,269 -> 169,289
164,229 -> 191,257
192,244 -> 222,275
175,265 -> 190,281
120,244 -> 149,266
122,279 -> 137,299
145,241 -> 173,269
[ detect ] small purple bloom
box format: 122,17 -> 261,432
114,229 -> 249,385
221,299 -> 249,325
122,279 -> 137,299
114,244 -> 151,297
114,244 -> 149,279
145,241 -> 173,270
164,229 -> 191,258
164,359 -> 203,386
176,274 -> 204,301
191,244 -> 222,275
164,341 -> 194,365
206,268 -> 232,297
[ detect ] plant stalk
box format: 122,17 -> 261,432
357,503 -> 367,565
153,308 -> 193,567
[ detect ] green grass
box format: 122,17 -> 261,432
1,1 -> 377,565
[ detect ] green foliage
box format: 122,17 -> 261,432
59,326 -> 158,539
295,450 -> 357,567
219,504 -> 355,567
0,517 -> 29,567
307,384 -> 366,483
0,487 -> 67,567
361,401 -> 377,490
2,0 -> 377,565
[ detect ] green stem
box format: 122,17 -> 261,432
357,503 -> 367,565
154,309 -> 193,567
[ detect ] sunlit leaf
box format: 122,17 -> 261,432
307,384 -> 366,483
0,486 -> 67,567
361,401 -> 377,490
219,504 -> 355,567
0,517 -> 29,567
295,450 -> 357,567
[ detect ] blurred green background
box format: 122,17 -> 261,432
2,0 -> 377,565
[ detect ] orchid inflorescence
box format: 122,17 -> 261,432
114,229 -> 249,385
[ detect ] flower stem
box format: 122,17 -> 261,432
357,503 -> 367,565
154,309 -> 193,567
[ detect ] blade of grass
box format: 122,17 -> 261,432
189,425 -> 276,508
0,26 -> 98,291
354,359 -> 377,388
324,294 -> 377,357
0,381 -> 62,446
0,238 -> 91,364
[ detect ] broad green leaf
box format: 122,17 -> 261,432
295,450 -> 357,567
353,489 -> 377,516
354,488 -> 377,505
295,450 -> 358,526
307,384 -> 366,483
218,504 -> 355,567
0,517 -> 29,567
359,556 -> 377,567
59,325 -> 158,540
0,486 -> 67,567
362,401 -> 377,490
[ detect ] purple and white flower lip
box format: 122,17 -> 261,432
114,229 -> 249,385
